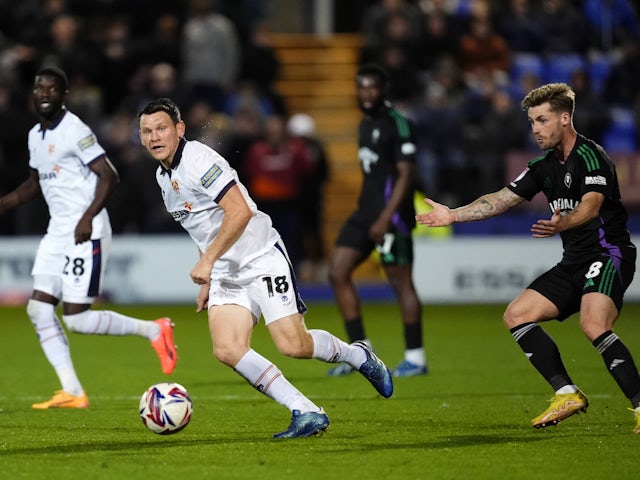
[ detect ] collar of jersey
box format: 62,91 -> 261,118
38,108 -> 67,132
160,137 -> 187,176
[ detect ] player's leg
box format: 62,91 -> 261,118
28,235 -> 88,409
581,293 -> 640,407
328,245 -> 368,341
28,284 -> 89,409
505,279 -> 587,428
257,242 -> 393,399
383,259 -> 427,377
267,314 -> 393,399
579,252 -> 640,432
207,302 -> 328,438
327,231 -> 371,376
59,238 -> 177,374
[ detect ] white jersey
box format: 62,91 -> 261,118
28,109 -> 111,238
157,138 -> 281,273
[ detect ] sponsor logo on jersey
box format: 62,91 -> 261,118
585,175 -> 607,186
201,164 -> 222,188
170,210 -> 190,221
359,146 -> 379,174
564,172 -> 572,188
401,142 -> 416,155
39,164 -> 62,181
548,198 -> 579,213
77,134 -> 96,151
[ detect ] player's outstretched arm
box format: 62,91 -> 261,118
415,198 -> 456,226
417,188 -> 524,226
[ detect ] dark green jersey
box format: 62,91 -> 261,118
357,103 -> 417,234
507,134 -> 634,262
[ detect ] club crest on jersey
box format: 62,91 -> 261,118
372,128 -> 380,144
564,172 -> 572,188
201,164 -> 222,188
77,134 -> 96,151
48,144 -> 55,154
171,180 -> 180,194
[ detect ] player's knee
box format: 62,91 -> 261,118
213,345 -> 240,367
26,299 -> 42,321
503,304 -> 527,329
27,298 -> 56,327
62,310 -> 91,334
327,268 -> 339,287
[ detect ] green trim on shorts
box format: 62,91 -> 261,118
380,232 -> 413,266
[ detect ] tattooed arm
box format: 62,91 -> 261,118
416,187 -> 525,226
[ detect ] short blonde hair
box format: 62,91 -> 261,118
520,83 -> 575,115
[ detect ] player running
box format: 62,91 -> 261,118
137,97 -> 393,439
0,66 -> 177,409
417,82 -> 640,433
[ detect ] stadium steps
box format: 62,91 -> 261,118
270,33 -> 384,282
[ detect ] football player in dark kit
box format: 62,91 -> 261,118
328,63 -> 427,378
417,83 -> 640,433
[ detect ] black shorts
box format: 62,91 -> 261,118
335,210 -> 414,266
528,247 -> 636,320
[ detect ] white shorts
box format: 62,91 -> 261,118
31,233 -> 111,304
209,242 -> 307,324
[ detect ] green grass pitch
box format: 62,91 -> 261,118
1,302 -> 639,479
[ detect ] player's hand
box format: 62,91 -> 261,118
415,198 -> 456,226
74,216 -> 93,244
531,207 -> 564,238
190,257 -> 213,285
195,284 -> 209,313
369,217 -> 389,245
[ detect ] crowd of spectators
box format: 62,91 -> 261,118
0,0 -> 639,264
361,0 -> 640,205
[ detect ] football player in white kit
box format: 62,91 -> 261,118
137,97 -> 394,438
0,67 -> 177,409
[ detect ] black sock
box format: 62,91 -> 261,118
403,321 -> 423,350
345,317 -> 365,344
593,331 -> 640,408
510,323 -> 573,391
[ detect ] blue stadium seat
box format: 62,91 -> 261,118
588,55 -> 613,94
602,107 -> 637,153
544,54 -> 587,84
510,53 -> 545,84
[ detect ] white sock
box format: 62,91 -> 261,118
62,310 -> 160,340
309,329 -> 366,367
234,349 -> 319,413
405,348 -> 426,366
27,299 -> 84,396
556,385 -> 579,394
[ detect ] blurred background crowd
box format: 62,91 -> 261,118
0,0 -> 639,275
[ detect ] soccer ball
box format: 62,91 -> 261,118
139,382 -> 193,435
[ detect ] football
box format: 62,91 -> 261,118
139,382 -> 193,435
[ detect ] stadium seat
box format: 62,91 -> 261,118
544,54 -> 587,84
588,55 -> 613,94
602,107 -> 638,153
510,53 -> 545,85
